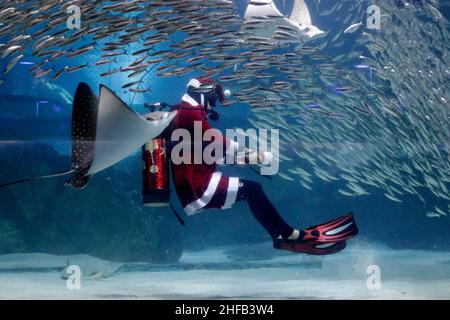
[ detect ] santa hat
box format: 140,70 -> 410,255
187,77 -> 231,103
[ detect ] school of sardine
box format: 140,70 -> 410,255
0,0 -> 448,216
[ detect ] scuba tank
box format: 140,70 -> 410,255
142,137 -> 171,207
142,102 -> 172,207
141,103 -> 186,226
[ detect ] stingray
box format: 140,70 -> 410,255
242,0 -> 324,42
61,257 -> 123,280
0,83 -> 176,189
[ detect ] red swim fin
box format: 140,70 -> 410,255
273,213 -> 358,255
273,239 -> 347,255
303,213 -> 358,243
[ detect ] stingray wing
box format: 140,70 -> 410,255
244,0 -> 283,20
289,0 -> 312,26
88,85 -> 176,175
66,83 -> 176,189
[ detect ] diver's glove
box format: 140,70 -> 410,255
235,150 -> 274,166
258,151 -> 274,166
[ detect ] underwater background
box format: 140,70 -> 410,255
0,0 -> 449,298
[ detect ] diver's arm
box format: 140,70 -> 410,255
191,112 -> 274,167
224,138 -> 273,166
141,111 -> 166,121
203,123 -> 273,167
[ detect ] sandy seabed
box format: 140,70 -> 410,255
0,241 -> 449,300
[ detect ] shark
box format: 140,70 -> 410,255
0,83 -> 176,189
243,0 -> 324,42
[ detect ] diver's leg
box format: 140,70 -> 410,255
236,179 -> 357,255
207,177 -> 356,255
236,179 -> 296,240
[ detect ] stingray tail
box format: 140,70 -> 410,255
0,169 -> 76,188
1,82 -> 98,190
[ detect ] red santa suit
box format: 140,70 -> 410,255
153,78 -> 358,256
168,93 -> 240,216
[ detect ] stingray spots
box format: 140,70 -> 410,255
69,83 -> 98,176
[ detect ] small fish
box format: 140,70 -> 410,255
51,66 -> 68,80
335,87 -> 354,93
122,81 -> 140,89
67,63 -> 88,73
344,22 -> 364,34
435,207 -> 447,216
68,46 -> 94,58
129,87 -> 151,93
338,189 -> 355,197
132,47 -> 152,56
384,193 -> 402,203
100,68 -> 120,77
34,67 -> 54,78
426,212 -> 441,219
3,54 -> 23,74
187,56 -> 206,63
147,59 -> 164,64
1,45 -> 22,58
101,51 -> 124,58
96,58 -> 116,66
278,172 -> 294,182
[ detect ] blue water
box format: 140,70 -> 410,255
0,1 -> 449,299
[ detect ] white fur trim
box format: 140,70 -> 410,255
184,172 -> 222,215
182,94 -> 199,107
222,177 -> 240,210
187,78 -> 201,89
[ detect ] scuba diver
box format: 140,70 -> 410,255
145,77 -> 358,255
0,77 -> 358,255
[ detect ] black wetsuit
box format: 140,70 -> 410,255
237,180 -> 294,239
